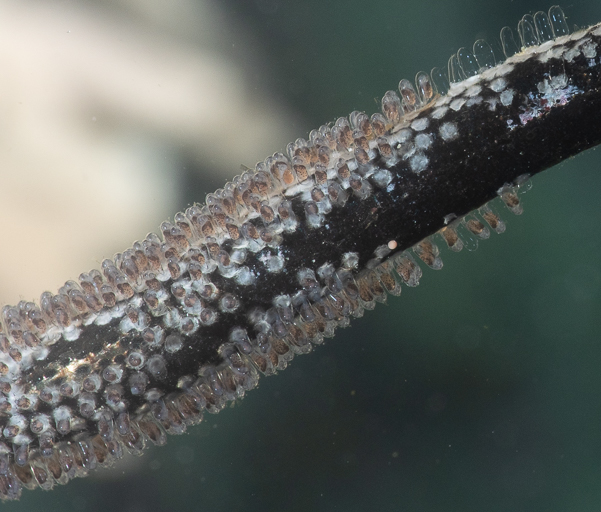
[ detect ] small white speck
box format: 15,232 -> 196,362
342,252 -> 359,269
500,89 -> 514,106
372,168 -> 392,188
410,154 -> 429,173
411,118 -> 429,131
415,133 -> 432,150
450,98 -> 466,111
537,79 -> 551,95
582,41 -> 597,59
439,122 -> 458,141
466,96 -> 483,107
563,48 -> 580,62
549,73 -> 568,90
465,85 -> 482,97
489,77 -> 507,93
443,213 -> 457,225
259,249 -> 285,273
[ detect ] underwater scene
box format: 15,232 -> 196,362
2,0 -> 601,510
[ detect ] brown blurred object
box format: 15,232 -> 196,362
0,0 -> 297,305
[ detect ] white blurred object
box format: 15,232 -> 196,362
0,0 -> 297,305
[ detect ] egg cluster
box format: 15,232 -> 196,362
0,7 -> 600,500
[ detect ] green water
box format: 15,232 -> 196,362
10,0 -> 601,511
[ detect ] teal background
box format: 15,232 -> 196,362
9,0 -> 601,511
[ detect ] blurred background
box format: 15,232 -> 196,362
2,0 -> 601,511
